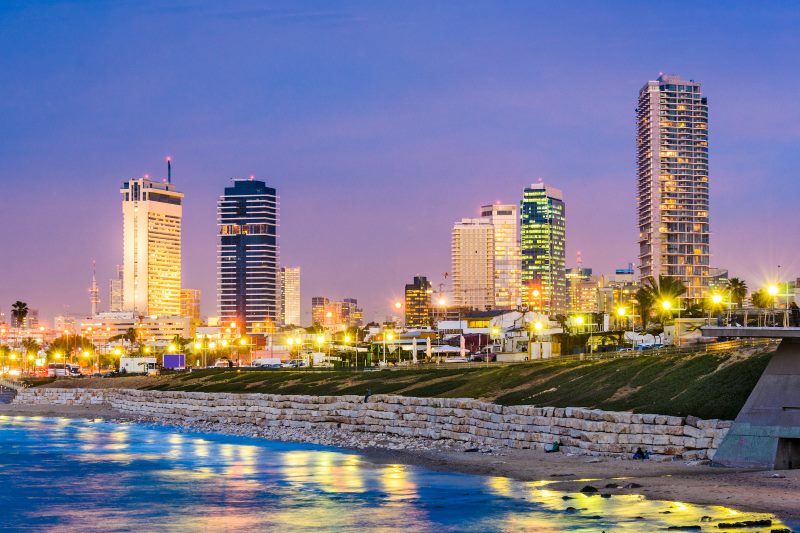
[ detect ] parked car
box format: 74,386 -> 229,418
444,356 -> 470,363
469,353 -> 497,362
281,359 -> 307,368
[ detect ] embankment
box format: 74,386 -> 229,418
14,387 -> 730,460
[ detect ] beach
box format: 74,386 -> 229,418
2,401 -> 798,524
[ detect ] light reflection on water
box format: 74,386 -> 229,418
0,415 -> 790,532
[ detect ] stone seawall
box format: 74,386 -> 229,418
14,388 -> 730,460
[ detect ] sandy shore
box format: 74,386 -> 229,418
2,402 -> 798,524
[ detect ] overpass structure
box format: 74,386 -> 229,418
700,327 -> 800,469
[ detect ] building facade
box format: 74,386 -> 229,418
637,74 -> 710,301
109,265 -> 123,312
120,177 -> 183,316
404,276 -> 433,329
480,203 -> 521,309
520,183 -> 566,314
451,218 -> 495,310
279,267 -> 301,327
217,179 -> 279,339
566,267 -> 597,313
311,296 -> 361,330
180,288 -> 201,335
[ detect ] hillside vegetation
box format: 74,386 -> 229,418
41,348 -> 774,420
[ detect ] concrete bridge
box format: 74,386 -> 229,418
700,326 -> 800,469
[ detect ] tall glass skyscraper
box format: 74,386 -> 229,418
217,179 -> 279,339
520,183 -> 566,315
637,74 -> 709,301
120,177 -> 183,316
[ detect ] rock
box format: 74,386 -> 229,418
604,483 -> 621,489
579,485 -> 598,493
624,483 -> 643,489
717,519 -> 772,528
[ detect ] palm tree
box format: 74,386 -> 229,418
10,301 -> 29,328
726,278 -> 748,309
634,287 -> 654,329
640,275 -> 687,323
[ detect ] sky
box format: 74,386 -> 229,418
1,0 -> 799,324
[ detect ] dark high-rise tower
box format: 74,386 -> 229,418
404,276 -> 432,329
217,179 -> 279,340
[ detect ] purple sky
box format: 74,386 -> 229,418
1,1 -> 799,324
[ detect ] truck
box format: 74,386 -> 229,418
163,353 -> 186,371
119,356 -> 159,376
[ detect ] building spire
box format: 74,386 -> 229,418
166,156 -> 172,184
89,260 -> 99,316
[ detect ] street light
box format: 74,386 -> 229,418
661,300 -> 672,311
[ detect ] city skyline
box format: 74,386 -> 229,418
2,2 -> 799,322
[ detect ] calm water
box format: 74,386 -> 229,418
0,416 -> 789,532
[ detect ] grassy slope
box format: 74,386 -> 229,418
133,351 -> 771,420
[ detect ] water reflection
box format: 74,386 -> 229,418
0,415 -> 791,532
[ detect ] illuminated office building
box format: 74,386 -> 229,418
217,179 -> 279,338
280,267 -> 301,327
404,276 -> 433,329
451,218 -> 495,310
480,203 -> 521,309
520,183 -> 566,314
120,174 -> 183,316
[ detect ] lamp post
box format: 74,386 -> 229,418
344,334 -> 353,367
489,326 -> 500,366
315,335 -> 325,367
531,320 -> 543,359
710,293 -> 723,325
768,284 -> 779,327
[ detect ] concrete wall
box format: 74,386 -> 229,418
14,388 -> 730,460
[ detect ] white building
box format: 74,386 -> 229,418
451,218 -> 495,310
481,203 -> 521,309
280,266 -> 301,327
120,175 -> 183,316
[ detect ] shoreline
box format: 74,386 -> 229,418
2,402 -> 798,525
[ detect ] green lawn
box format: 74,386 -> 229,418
130,350 -> 772,420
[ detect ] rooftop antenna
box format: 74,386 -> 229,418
576,250 -> 583,268
166,156 -> 172,184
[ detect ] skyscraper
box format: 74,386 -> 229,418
451,218 -> 495,310
217,179 -> 279,339
120,174 -> 183,316
404,276 -> 432,329
279,267 -> 301,327
637,74 -> 710,301
520,183 -> 566,314
480,203 -> 521,309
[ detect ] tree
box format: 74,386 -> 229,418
726,278 -> 748,309
10,301 -> 29,328
634,287 -> 654,330
640,275 -> 687,324
751,289 -> 773,327
21,337 -> 40,357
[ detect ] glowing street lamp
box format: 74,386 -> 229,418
768,285 -> 779,297
711,293 -> 723,305
394,301 -> 402,310
661,300 -> 672,311
533,321 -> 543,332
168,344 -> 176,352
616,307 -> 627,317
